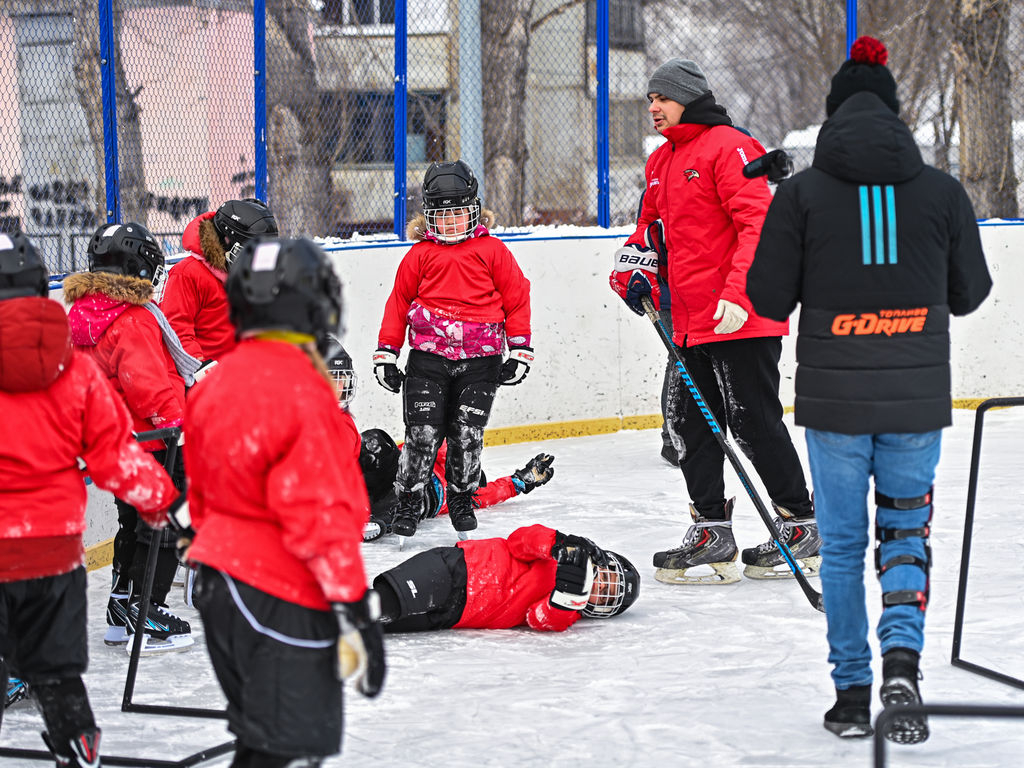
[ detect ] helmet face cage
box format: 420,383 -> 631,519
323,335 -> 357,408
0,231 -> 48,300
422,160 -> 481,244
88,223 -> 165,286
581,552 -> 636,619
423,202 -> 481,244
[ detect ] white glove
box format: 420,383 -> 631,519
713,300 -> 749,335
372,349 -> 405,394
192,359 -> 218,385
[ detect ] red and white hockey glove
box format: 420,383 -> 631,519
609,244 -> 661,316
372,348 -> 405,394
499,346 -> 534,386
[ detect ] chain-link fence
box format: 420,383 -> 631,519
3,1 -> 1023,275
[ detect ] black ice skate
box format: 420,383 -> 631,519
447,489 -> 477,540
653,498 -> 739,585
363,502 -> 394,542
823,684 -> 873,738
391,490 -> 423,539
103,571 -> 131,645
880,648 -> 929,745
5,676 -> 27,709
740,503 -> 821,580
125,597 -> 193,655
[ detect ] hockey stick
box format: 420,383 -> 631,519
640,295 -> 825,613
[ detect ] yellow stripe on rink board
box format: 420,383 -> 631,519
85,537 -> 114,572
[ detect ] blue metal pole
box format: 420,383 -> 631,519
846,0 -> 858,55
393,0 -> 408,237
254,0 -> 268,203
98,0 -> 121,223
596,0 -> 610,228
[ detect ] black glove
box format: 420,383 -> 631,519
549,545 -> 593,611
165,493 -> 196,563
552,531 -> 609,568
333,592 -> 386,698
499,347 -> 534,386
512,454 -> 555,494
372,349 -> 405,394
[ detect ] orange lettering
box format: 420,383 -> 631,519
874,319 -> 893,336
897,318 -> 914,332
831,314 -> 857,335
910,316 -> 926,332
854,313 -> 878,335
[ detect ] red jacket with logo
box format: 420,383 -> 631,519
185,339 -> 370,610
454,524 -> 580,632
624,122 -> 788,347
160,212 -> 236,362
0,297 -> 177,582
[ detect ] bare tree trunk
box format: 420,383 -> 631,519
72,0 -> 147,226
481,0 -> 532,226
265,0 -> 331,236
953,0 -> 1018,218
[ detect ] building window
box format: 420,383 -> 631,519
323,0 -> 395,27
586,0 -> 644,51
321,91 -> 446,165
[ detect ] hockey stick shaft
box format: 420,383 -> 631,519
640,296 -> 824,613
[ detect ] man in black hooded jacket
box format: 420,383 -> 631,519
747,36 -> 991,745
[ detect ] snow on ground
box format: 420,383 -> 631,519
4,409 -> 1024,767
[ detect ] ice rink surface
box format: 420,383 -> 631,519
4,409 -> 1024,767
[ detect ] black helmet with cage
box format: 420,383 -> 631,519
323,334 -> 357,408
421,160 -> 481,244
582,551 -> 640,619
226,237 -> 342,356
87,222 -> 165,286
0,231 -> 48,300
213,198 -> 279,265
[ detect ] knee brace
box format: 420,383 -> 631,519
403,377 -> 446,426
450,381 -> 497,429
874,488 -> 932,612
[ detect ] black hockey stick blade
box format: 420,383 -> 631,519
639,295 -> 825,613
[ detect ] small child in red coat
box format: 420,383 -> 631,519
372,160 -> 533,540
374,525 -> 640,633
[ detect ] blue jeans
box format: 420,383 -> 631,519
805,429 -> 942,690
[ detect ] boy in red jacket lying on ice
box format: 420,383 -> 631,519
374,525 -> 639,632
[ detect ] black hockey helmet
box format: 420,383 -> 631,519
359,429 -> 400,504
213,199 -> 279,265
582,551 -> 640,619
421,160 -> 481,243
323,334 -> 357,408
88,222 -> 165,286
226,237 -> 342,356
0,231 -> 48,300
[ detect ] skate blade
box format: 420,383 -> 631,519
125,633 -> 194,656
104,625 -> 129,645
743,555 -> 821,580
824,720 -> 874,739
655,561 -> 740,585
171,562 -> 185,587
397,535 -> 409,552
457,530 -> 470,541
183,568 -> 197,608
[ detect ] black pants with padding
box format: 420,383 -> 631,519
0,568 -> 96,749
193,566 -> 342,758
665,335 -> 812,519
374,547 -> 468,633
397,350 -> 501,495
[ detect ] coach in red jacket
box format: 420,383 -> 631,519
0,232 -> 178,766
610,59 -> 817,585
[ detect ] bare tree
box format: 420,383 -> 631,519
72,0 -> 147,226
953,0 -> 1018,218
481,0 -> 534,225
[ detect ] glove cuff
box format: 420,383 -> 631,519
333,590 -> 382,632
372,349 -> 398,366
507,347 -> 534,364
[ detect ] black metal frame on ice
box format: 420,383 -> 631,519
0,428 -> 236,768
951,397 -> 1024,690
639,295 -> 825,612
873,703 -> 1024,768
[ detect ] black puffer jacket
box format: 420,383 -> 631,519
747,92 -> 992,434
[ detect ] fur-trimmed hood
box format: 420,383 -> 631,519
180,211 -> 229,278
406,209 -> 496,242
63,272 -> 153,346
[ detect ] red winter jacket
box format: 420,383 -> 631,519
185,339 -> 370,611
378,235 -> 531,351
454,524 -> 580,632
64,272 -> 186,452
160,212 -> 236,362
0,297 -> 178,582
624,122 -> 788,346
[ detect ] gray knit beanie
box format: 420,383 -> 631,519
647,59 -> 709,106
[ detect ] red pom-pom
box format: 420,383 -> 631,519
850,36 -> 888,66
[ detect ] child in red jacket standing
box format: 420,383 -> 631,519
63,222 -> 199,652
373,160 -> 533,540
185,238 -> 384,768
375,525 -> 639,633
0,232 -> 179,766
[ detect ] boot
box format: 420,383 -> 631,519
447,490 -> 478,534
823,684 -> 873,738
880,648 -> 929,744
653,498 -> 739,585
391,490 -> 423,538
